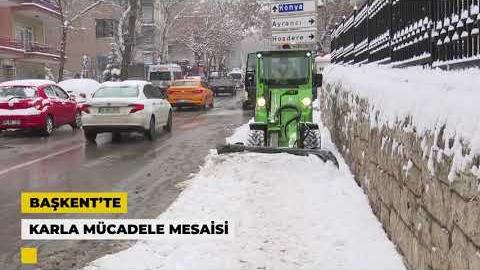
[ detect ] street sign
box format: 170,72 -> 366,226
271,15 -> 316,31
270,0 -> 316,16
271,29 -> 316,45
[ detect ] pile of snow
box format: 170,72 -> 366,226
225,119 -> 252,145
83,120 -> 405,270
58,79 -> 100,95
0,79 -> 55,87
324,64 -> 480,180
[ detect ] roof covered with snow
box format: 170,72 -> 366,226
0,80 -> 56,88
99,80 -> 150,88
58,79 -> 100,93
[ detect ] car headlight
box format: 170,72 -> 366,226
302,97 -> 312,107
257,97 -> 266,107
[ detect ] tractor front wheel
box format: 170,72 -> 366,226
247,130 -> 265,147
303,129 -> 321,149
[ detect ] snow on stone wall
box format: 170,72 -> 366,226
325,65 -> 480,181
321,65 -> 480,270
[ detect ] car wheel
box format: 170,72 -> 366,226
164,110 -> 173,132
41,115 -> 54,136
70,111 -> 82,129
84,130 -> 97,143
145,116 -> 156,141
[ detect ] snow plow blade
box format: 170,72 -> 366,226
216,144 -> 339,168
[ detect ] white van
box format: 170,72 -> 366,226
147,64 -> 183,90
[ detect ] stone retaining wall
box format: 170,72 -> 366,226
320,83 -> 480,270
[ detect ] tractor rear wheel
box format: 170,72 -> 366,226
303,129 -> 321,149
247,130 -> 265,147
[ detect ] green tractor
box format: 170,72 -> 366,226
218,49 -> 338,166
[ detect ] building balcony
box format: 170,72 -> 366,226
13,0 -> 60,19
0,36 -> 60,62
0,0 -> 22,8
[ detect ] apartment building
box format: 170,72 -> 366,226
137,0 -> 194,65
63,1 -> 123,80
0,0 -> 61,81
65,0 -> 157,80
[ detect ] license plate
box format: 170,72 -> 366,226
2,120 -> 20,126
98,107 -> 120,114
177,100 -> 191,104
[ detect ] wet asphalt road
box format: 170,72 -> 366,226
0,94 -> 251,270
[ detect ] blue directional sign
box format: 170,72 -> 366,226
271,0 -> 316,16
278,3 -> 304,13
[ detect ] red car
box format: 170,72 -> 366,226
0,80 -> 82,135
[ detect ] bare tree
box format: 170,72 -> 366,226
115,0 -> 141,80
53,0 -> 104,81
317,0 -> 354,53
173,0 -> 266,74
156,0 -> 187,63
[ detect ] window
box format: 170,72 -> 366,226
171,81 -> 198,87
229,73 -> 242,79
0,86 -> 36,99
143,84 -> 155,99
150,72 -> 171,81
51,86 -> 69,100
96,19 -> 118,38
142,4 -> 154,24
94,86 -> 139,98
15,25 -> 33,44
144,85 -> 164,99
174,72 -> 183,80
260,54 -> 309,86
44,86 -> 57,98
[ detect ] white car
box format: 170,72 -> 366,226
58,79 -> 100,103
82,80 -> 172,142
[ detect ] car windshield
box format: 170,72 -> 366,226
172,81 -> 198,87
260,54 -> 309,86
229,73 -> 242,79
0,86 -> 36,99
150,72 -> 171,81
93,86 -> 139,98
209,78 -> 230,84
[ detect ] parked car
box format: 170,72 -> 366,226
167,79 -> 214,109
58,79 -> 100,103
208,77 -> 237,96
82,80 -> 172,142
0,80 -> 82,135
228,70 -> 243,80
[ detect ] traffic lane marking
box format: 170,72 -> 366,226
0,144 -> 84,177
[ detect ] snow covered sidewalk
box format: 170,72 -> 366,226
83,119 -> 406,270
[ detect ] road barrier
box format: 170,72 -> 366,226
330,0 -> 480,68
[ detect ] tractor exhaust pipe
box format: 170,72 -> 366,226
216,144 -> 339,168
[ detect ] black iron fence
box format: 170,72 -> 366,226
330,0 -> 480,68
